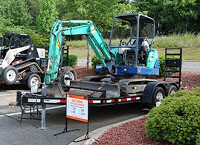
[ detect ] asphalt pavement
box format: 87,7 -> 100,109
0,61 -> 199,145
181,61 -> 200,72
0,85 -> 147,145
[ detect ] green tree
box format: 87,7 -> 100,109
160,0 -> 198,33
26,0 -> 40,26
137,0 -> 199,34
0,0 -> 32,26
0,15 -> 5,35
36,0 -> 58,34
58,0 -> 139,35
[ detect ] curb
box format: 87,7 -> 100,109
183,60 -> 200,62
69,115 -> 146,145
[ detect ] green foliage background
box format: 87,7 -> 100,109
0,0 -> 199,48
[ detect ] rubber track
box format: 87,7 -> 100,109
15,62 -> 43,79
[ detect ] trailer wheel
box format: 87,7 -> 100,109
3,67 -> 18,85
167,85 -> 177,95
27,74 -> 41,89
151,87 -> 165,108
61,67 -> 77,86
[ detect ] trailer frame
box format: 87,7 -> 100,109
16,48 -> 182,128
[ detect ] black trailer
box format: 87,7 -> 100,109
16,48 -> 182,128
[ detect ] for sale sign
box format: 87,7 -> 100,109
66,94 -> 88,122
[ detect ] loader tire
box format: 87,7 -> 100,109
27,74 -> 41,89
3,67 -> 18,85
61,67 -> 77,86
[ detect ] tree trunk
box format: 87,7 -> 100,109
87,40 -> 91,68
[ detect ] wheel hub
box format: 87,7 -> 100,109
6,70 -> 16,82
170,90 -> 176,94
155,92 -> 164,107
30,77 -> 39,87
64,72 -> 75,86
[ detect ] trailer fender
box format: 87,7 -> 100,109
23,71 -> 41,81
142,82 -> 167,104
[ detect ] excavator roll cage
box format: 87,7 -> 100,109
109,14 -> 155,66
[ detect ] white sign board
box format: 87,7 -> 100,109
31,84 -> 38,93
66,94 -> 88,122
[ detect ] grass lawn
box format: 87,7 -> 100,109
157,47 -> 200,60
67,34 -> 200,60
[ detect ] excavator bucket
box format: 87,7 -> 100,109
66,80 -> 120,98
46,81 -> 65,98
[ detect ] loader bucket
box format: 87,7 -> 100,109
67,80 -> 120,98
46,81 -> 65,98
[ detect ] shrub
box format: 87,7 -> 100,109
159,55 -> 165,77
91,55 -> 101,73
63,54 -> 77,67
145,88 -> 200,145
196,134 -> 200,145
159,54 -> 182,77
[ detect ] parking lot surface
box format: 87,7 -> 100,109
0,85 -> 147,145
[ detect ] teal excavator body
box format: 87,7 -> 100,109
46,20 -> 111,84
46,14 -> 160,84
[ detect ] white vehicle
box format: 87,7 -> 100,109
0,33 -> 46,89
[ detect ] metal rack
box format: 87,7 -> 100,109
164,48 -> 182,88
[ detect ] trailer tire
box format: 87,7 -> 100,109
61,67 -> 77,86
3,67 -> 18,85
167,85 -> 177,95
27,74 -> 41,89
148,87 -> 165,108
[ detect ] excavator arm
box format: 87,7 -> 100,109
46,20 -> 112,84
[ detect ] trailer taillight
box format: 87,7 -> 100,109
89,100 -> 93,104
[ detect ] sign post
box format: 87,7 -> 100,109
54,93 -> 90,140
67,94 -> 90,142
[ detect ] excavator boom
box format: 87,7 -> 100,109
46,20 -> 111,84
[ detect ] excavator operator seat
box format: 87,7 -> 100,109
141,38 -> 150,53
138,38 -> 150,65
123,49 -> 135,65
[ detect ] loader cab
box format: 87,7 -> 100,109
109,14 -> 155,67
2,33 -> 31,48
0,33 -> 32,59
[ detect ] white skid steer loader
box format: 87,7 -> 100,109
0,33 -> 47,89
